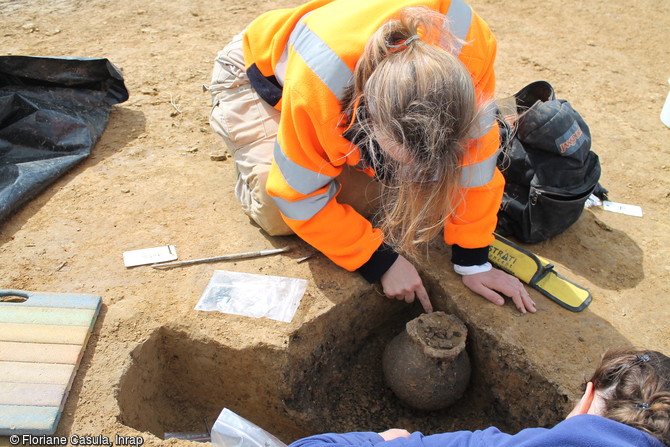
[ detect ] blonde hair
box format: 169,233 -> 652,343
589,349 -> 670,445
343,6 -> 483,259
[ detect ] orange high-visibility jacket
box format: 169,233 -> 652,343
243,0 -> 504,280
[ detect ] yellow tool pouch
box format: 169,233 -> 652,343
488,233 -> 591,312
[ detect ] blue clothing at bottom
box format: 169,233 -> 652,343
288,415 -> 665,447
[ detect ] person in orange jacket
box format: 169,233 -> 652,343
208,0 -> 536,314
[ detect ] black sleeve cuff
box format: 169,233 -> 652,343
355,243 -> 399,283
247,63 -> 282,107
450,244 -> 489,266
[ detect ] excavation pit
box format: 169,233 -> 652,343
117,283 -> 571,443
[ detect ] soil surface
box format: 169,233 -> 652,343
1,0 -> 669,446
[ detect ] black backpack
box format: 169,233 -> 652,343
495,81 -> 606,244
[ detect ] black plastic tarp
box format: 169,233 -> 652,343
0,55 -> 129,221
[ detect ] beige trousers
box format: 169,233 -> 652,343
208,33 -> 380,236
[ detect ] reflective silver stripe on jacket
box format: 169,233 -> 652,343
273,181 -> 341,220
468,101 -> 498,140
460,147 -> 500,188
445,0 -> 496,189
444,0 -> 473,53
272,141 -> 340,220
275,13 -> 353,101
272,14 -> 352,220
273,141 -> 337,195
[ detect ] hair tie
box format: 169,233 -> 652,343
636,354 -> 651,362
387,34 -> 421,50
635,403 -> 650,410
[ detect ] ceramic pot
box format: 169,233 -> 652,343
382,312 -> 470,411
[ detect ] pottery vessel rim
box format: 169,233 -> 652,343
405,312 -> 467,360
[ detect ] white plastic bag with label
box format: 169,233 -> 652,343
211,408 -> 287,447
195,270 -> 307,323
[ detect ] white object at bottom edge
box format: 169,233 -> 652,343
661,78 -> 670,128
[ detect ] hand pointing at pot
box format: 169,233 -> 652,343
380,255 -> 433,313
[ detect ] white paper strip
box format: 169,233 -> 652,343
123,245 -> 178,267
602,201 -> 643,217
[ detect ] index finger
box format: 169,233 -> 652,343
415,284 -> 433,313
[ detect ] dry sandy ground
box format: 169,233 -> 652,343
1,0 -> 669,446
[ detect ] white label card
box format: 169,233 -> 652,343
602,201 -> 643,217
123,245 -> 178,267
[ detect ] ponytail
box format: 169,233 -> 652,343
349,7 -> 459,100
